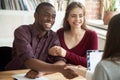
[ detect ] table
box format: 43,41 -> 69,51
0,69 -> 86,80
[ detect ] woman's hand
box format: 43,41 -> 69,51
59,64 -> 78,79
48,46 -> 66,57
64,65 -> 87,77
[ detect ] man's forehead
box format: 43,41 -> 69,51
40,6 -> 56,13
42,6 -> 55,10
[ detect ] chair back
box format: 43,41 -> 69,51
0,46 -> 12,71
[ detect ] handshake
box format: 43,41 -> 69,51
25,65 -> 87,79
65,65 -> 87,77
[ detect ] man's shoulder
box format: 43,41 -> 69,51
16,24 -> 31,30
14,24 -> 33,37
15,24 -> 33,32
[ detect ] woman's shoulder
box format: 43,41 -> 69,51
85,30 -> 97,39
57,28 -> 64,34
97,60 -> 120,70
98,60 -> 112,67
86,29 -> 97,35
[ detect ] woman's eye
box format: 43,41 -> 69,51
71,15 -> 76,18
79,15 -> 83,18
71,15 -> 84,18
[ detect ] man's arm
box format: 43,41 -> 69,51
53,60 -> 66,65
25,58 -> 62,72
24,58 -> 78,79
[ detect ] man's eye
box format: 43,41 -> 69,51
52,15 -> 56,19
44,14 -> 49,17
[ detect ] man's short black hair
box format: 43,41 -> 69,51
35,2 -> 54,13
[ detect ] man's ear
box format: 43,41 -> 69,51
34,12 -> 38,21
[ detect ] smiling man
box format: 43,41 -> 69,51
5,2 -> 78,79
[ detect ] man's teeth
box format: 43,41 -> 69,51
45,23 -> 51,26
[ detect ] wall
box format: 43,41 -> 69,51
0,10 -> 33,47
85,0 -> 101,19
0,10 -> 65,47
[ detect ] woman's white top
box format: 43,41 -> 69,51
92,60 -> 120,80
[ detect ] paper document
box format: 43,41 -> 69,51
12,73 -> 48,80
87,50 -> 103,72
86,50 -> 103,80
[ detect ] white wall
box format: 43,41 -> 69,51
0,10 -> 65,47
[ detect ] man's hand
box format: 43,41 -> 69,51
61,67 -> 78,79
25,70 -> 49,79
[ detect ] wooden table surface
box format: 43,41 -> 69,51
0,69 -> 86,80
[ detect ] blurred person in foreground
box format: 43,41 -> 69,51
92,13 -> 120,80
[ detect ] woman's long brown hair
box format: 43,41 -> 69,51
102,14 -> 120,62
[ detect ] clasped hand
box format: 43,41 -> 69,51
48,46 -> 66,57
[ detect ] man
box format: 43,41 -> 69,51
5,2 -> 77,79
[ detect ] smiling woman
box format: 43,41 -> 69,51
48,1 -> 98,67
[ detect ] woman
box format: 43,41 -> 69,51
49,1 -> 98,67
92,14 -> 120,80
